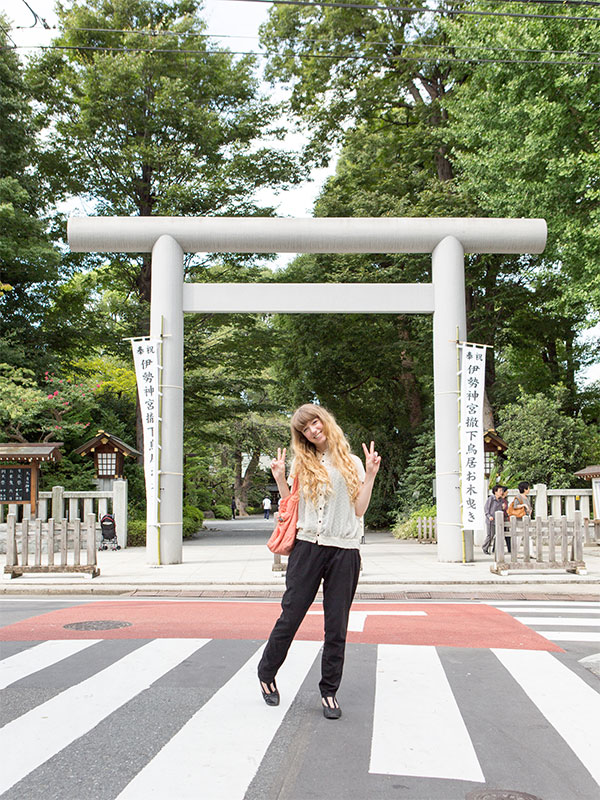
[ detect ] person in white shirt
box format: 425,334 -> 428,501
262,496 -> 272,519
258,403 -> 381,719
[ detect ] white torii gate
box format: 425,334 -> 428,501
68,216 -> 547,564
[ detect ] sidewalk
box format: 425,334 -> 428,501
1,517 -> 599,600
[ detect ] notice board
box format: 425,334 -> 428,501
0,466 -> 36,511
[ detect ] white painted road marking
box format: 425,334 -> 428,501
0,638 -> 209,795
495,606 -> 600,614
0,640 -> 100,690
116,639 -> 321,800
307,610 -> 427,632
531,631 -> 600,642
492,601 -> 599,608
493,648 -> 600,787
369,644 -> 485,782
515,617 -> 600,627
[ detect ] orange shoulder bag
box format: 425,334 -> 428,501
267,476 -> 299,556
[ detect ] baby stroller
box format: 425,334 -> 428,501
99,513 -> 121,550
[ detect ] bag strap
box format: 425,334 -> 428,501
290,474 -> 299,496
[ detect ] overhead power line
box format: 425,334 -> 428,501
0,22 -> 19,49
222,0 -> 600,24
12,25 -> 600,57
3,42 -> 598,67
18,0 -> 51,30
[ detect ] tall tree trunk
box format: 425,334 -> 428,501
233,449 -> 260,516
395,317 -> 423,430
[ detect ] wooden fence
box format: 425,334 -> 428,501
490,511 -> 586,576
417,517 -> 437,544
4,513 -> 100,579
583,518 -> 600,545
0,481 -> 128,550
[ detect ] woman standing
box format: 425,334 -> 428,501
258,403 -> 381,719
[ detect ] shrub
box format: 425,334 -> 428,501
392,505 -> 437,539
127,507 -> 204,544
127,518 -> 147,547
212,503 -> 232,519
183,504 -> 204,538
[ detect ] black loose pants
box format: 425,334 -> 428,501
258,539 -> 361,697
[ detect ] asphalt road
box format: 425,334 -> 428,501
1,596 -> 598,800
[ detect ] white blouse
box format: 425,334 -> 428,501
294,451 -> 365,550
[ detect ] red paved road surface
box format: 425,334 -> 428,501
0,602 -> 562,651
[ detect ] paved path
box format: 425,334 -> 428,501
1,598 -> 598,800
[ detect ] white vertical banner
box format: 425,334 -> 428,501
458,343 -> 486,530
131,338 -> 162,526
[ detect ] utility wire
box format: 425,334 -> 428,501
0,23 -> 19,49
221,0 -> 600,24
3,42 -> 598,66
18,25 -> 600,56
18,0 -> 51,29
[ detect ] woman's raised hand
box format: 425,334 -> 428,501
362,441 -> 381,479
271,447 -> 287,481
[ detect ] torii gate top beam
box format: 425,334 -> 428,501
68,216 -> 547,255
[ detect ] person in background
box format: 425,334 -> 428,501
231,496 -> 237,520
501,485 -> 512,553
262,495 -> 272,520
482,484 -> 504,555
510,481 -> 533,517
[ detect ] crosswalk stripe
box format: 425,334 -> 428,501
369,645 -> 485,783
531,631 -> 600,642
492,601 -> 599,607
494,606 -> 600,614
0,638 -> 209,795
115,639 -> 322,800
515,617 -> 600,627
0,640 -> 101,690
493,648 -> 600,787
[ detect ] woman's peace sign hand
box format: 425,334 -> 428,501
271,447 -> 287,482
362,441 -> 381,479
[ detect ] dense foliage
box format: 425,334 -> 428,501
1,1 -> 598,526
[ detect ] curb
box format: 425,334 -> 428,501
1,584 -> 597,601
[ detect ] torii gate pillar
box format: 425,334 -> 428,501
149,234 -> 184,564
432,236 -> 466,560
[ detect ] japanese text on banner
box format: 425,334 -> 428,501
459,343 -> 486,530
131,338 -> 161,526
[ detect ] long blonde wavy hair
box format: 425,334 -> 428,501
290,404 -> 361,506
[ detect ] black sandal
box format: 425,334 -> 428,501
322,696 -> 342,719
260,679 -> 280,706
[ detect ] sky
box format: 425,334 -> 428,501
2,0 -> 598,383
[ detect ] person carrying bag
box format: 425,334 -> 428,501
507,481 -> 533,518
258,403 -> 381,720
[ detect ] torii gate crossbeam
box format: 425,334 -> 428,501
68,216 -> 547,564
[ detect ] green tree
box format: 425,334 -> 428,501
260,1 -> 600,525
0,21 -> 60,371
25,0 -> 304,463
0,365 -> 98,443
29,0 -> 301,305
184,295 -> 290,514
498,388 -> 599,488
440,3 -> 600,411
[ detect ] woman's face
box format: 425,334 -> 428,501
302,416 -> 328,451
